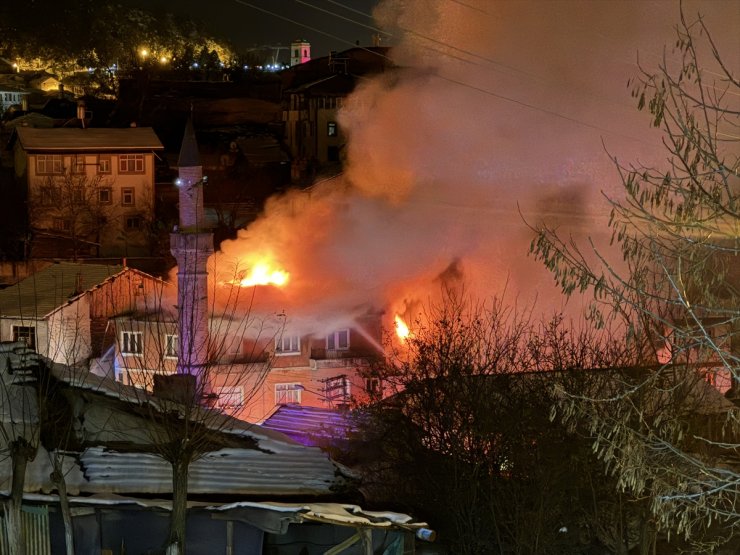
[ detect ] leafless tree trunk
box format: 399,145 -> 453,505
50,459 -> 75,555
7,439 -> 35,555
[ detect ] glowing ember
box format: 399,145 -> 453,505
395,315 -> 410,340
233,262 -> 289,288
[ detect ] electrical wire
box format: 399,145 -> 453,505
229,0 -> 678,145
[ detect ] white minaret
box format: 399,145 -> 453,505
170,118 -> 213,394
290,40 -> 311,66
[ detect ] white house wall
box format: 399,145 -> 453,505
46,296 -> 91,365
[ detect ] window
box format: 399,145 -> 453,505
71,187 -> 84,204
275,383 -> 302,404
53,218 -> 72,232
41,186 -> 57,206
98,187 -> 112,204
121,188 -> 135,206
97,155 -> 111,174
365,378 -> 381,396
119,154 -> 144,173
125,216 -> 142,230
327,121 -> 337,137
275,335 -> 300,355
71,154 -> 86,174
327,329 -> 350,351
36,154 -> 63,175
12,326 -> 36,350
324,375 -> 351,404
164,334 -> 178,358
216,386 -> 243,410
121,331 -> 142,355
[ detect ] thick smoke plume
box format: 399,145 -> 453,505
212,0 -> 739,332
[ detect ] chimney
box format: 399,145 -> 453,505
77,100 -> 86,129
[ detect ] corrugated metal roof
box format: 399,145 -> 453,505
76,445 -> 341,496
261,405 -> 357,445
0,262 -> 124,318
16,127 -> 164,151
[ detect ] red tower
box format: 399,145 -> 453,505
170,118 -> 213,392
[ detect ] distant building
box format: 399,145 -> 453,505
0,85 -> 28,117
281,46 -> 393,182
290,40 -> 311,66
12,126 -> 164,259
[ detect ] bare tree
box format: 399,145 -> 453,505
530,7 -> 740,548
29,171 -> 112,260
110,257 -> 280,554
355,288 -> 654,555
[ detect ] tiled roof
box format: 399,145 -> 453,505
0,262 -> 124,318
16,127 -> 164,152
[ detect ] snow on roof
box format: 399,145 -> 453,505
77,445 -> 341,497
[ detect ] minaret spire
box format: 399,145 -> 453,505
170,116 -> 213,395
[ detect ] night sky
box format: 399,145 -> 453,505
124,0 -> 383,58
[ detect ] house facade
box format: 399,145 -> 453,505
112,310 -> 384,424
280,47 -> 392,182
0,262 -> 168,367
13,126 -> 164,258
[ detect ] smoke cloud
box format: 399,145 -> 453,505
212,0 -> 739,332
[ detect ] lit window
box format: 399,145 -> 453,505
164,334 -> 178,358
119,154 -> 144,173
98,155 -> 111,174
275,335 -> 300,355
327,329 -> 350,351
12,326 -> 36,350
36,154 -> 63,175
121,188 -> 135,206
327,121 -> 337,137
121,331 -> 142,355
98,188 -> 112,204
216,386 -> 243,409
275,383 -> 302,404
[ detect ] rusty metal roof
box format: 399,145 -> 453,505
16,126 -> 164,152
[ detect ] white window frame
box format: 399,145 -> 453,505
71,154 -> 86,174
121,187 -> 135,206
121,331 -> 143,355
164,334 -> 178,359
119,154 -> 144,173
275,383 -> 302,404
275,334 -> 300,355
12,325 -> 36,350
36,154 -> 63,175
216,386 -> 244,409
327,329 -> 350,351
325,375 -> 351,403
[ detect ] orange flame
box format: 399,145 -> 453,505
395,315 -> 410,340
232,261 -> 289,288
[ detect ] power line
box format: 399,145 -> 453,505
445,0 -> 493,16
229,0 -> 655,145
298,0 -> 391,35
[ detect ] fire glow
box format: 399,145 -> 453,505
395,315 -> 410,341
231,262 -> 289,288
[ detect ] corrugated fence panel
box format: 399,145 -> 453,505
0,504 -> 51,555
